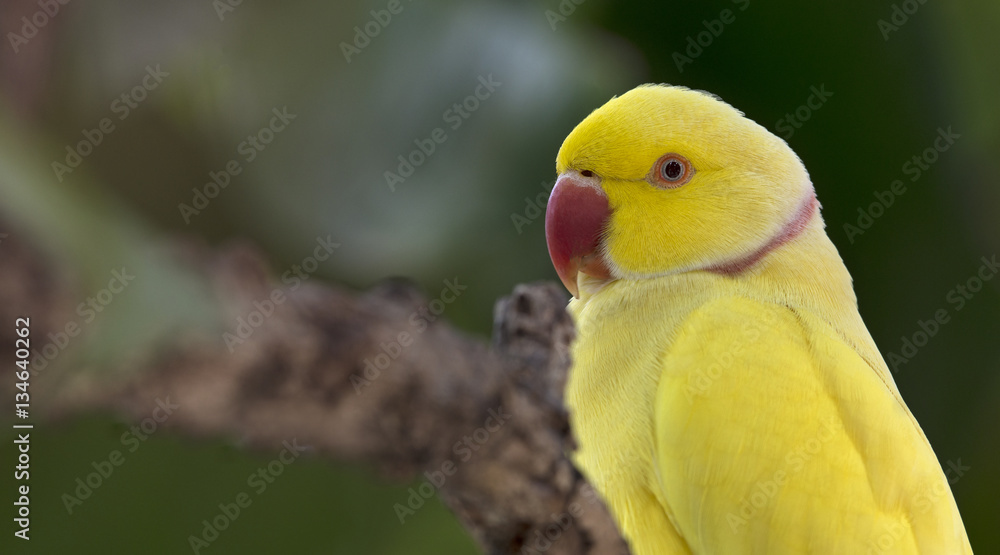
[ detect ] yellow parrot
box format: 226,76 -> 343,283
545,84 -> 972,554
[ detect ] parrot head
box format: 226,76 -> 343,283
545,84 -> 818,298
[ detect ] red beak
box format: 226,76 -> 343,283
544,172 -> 613,298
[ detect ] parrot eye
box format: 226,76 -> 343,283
663,160 -> 683,180
650,154 -> 694,188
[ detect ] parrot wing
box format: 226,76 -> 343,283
653,295 -> 972,554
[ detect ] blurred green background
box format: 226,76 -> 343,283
1,0 -> 997,553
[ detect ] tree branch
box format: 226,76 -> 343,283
1,221 -> 629,554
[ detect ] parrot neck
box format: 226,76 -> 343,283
578,188 -> 861,329
743,202 -> 870,358
705,192 -> 819,276
764,217 -> 856,301
696,188 -> 861,322
571,191 -> 882,382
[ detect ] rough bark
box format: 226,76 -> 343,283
0,220 -> 630,554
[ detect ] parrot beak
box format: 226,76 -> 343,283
545,171 -> 613,298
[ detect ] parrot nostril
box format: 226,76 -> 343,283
581,170 -> 594,177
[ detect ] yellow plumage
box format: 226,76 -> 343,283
550,85 -> 972,553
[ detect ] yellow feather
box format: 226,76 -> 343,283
559,84 -> 972,554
